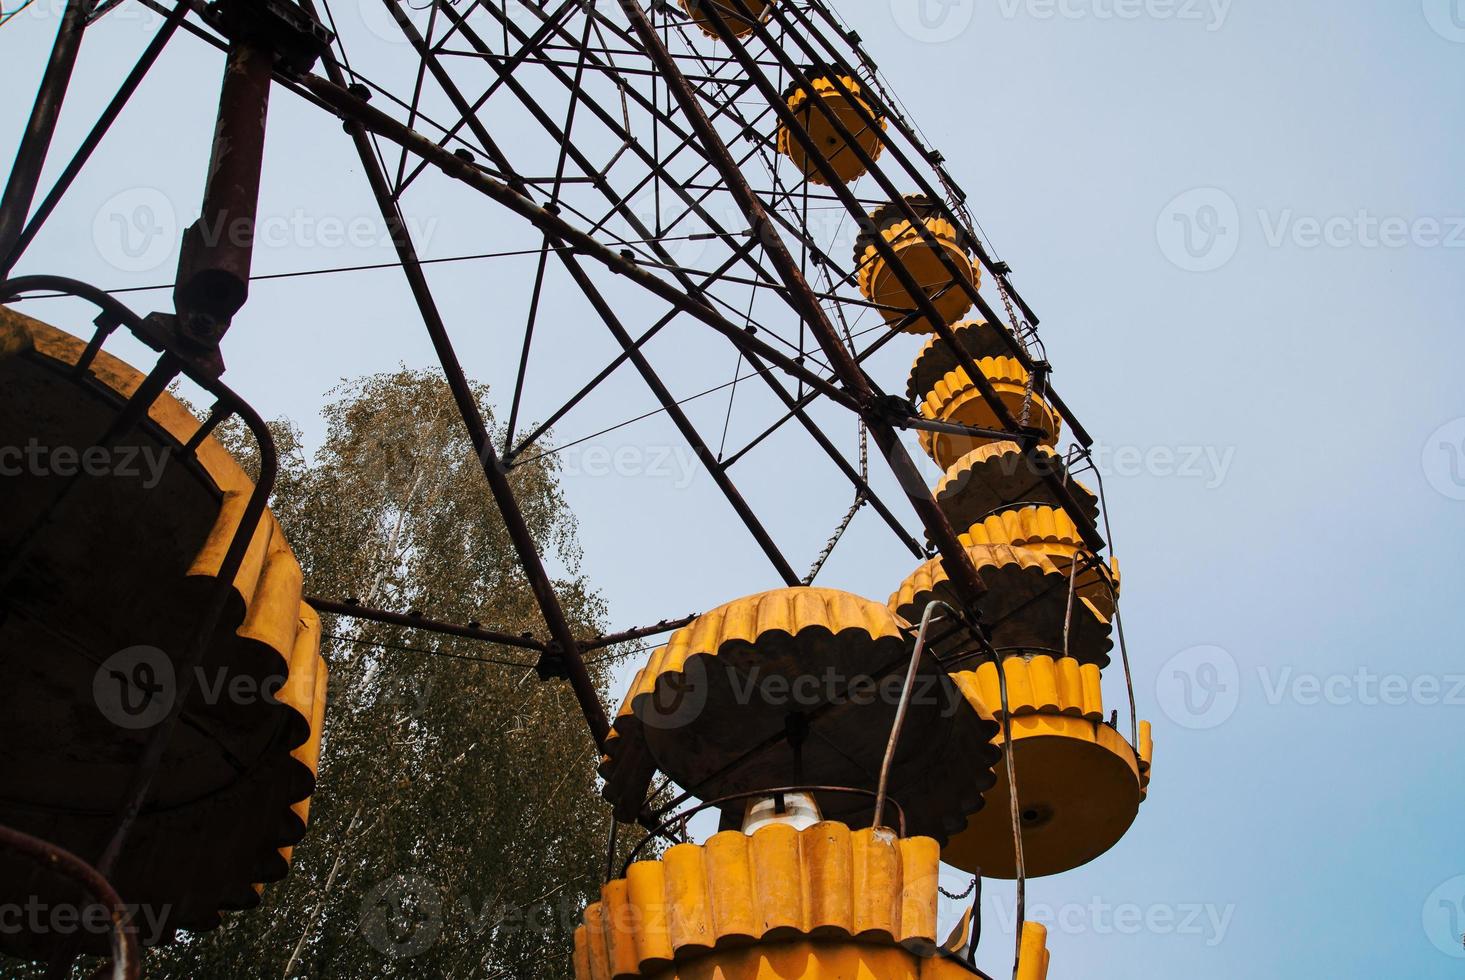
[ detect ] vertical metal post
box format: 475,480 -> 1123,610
0,0 -> 93,268
873,600 -> 944,830
172,36 -> 274,348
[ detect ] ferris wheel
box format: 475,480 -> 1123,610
0,1 -> 1151,977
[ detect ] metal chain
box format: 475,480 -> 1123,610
950,193 -> 1038,433
993,263 -> 1037,430
939,877 -> 978,900
803,305 -> 867,584
801,420 -> 866,585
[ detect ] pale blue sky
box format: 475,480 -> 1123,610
3,1 -> 1463,976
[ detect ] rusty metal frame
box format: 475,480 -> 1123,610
0,824 -> 140,980
0,9 -> 1135,967
0,0 -> 1130,763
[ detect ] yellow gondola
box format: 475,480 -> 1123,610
0,307 -> 327,955
855,196 -> 976,334
943,655 -> 1152,878
574,820 -> 1054,979
597,587 -> 1003,843
961,506 -> 1121,618
777,72 -> 887,184
676,0 -> 773,39
931,441 -> 1099,544
907,320 -> 1020,405
889,545 -> 1112,667
915,359 -> 1062,470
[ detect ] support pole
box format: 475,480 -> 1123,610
0,0 -> 93,267
173,34 -> 274,351
1,0 -> 189,276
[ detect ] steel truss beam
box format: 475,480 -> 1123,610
0,0 -> 1125,794
607,0 -> 997,620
